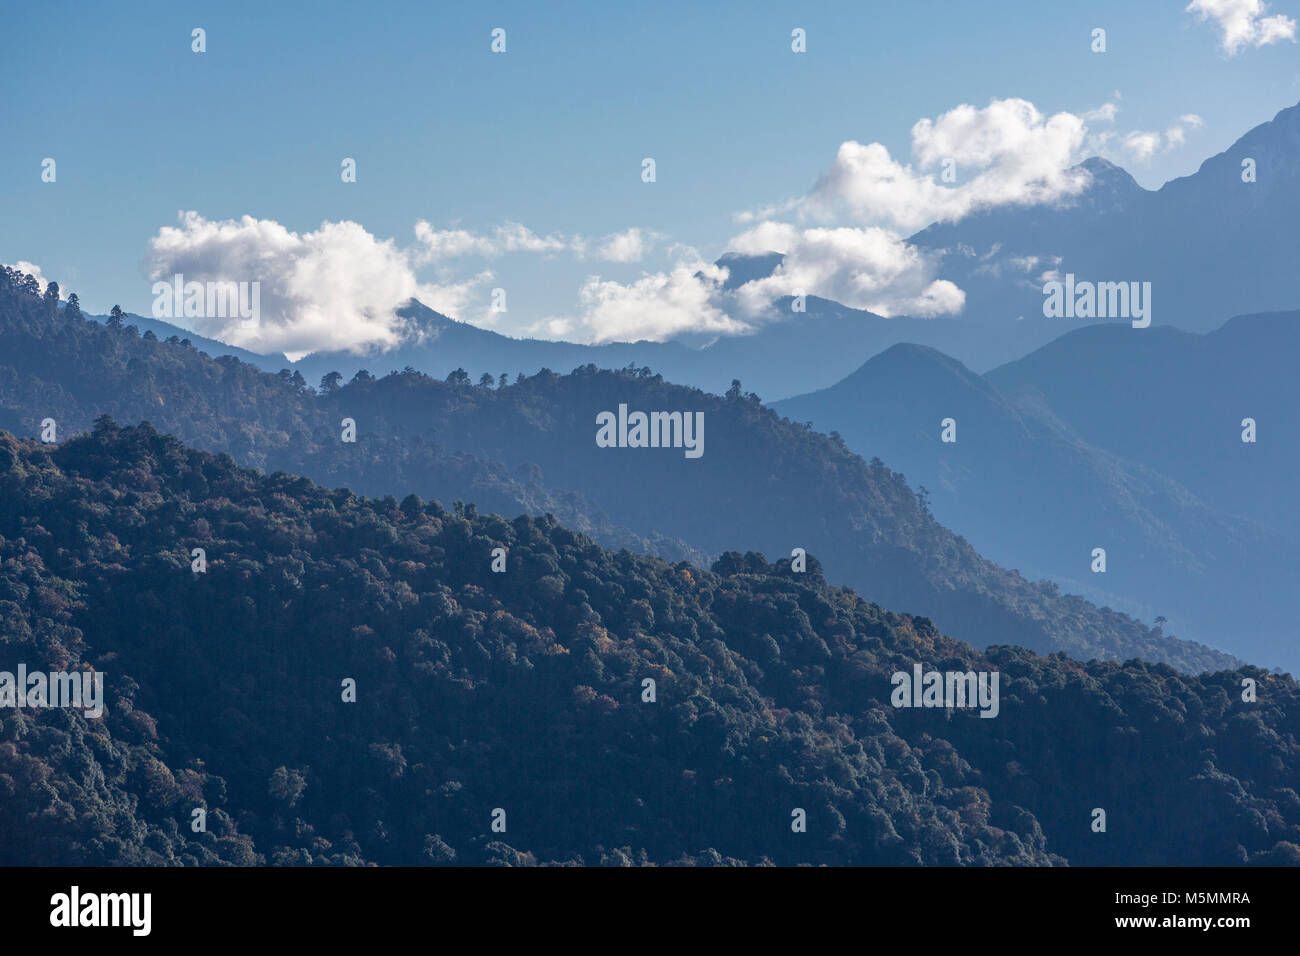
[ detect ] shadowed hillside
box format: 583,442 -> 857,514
0,268 -> 1237,673
0,424 -> 1295,866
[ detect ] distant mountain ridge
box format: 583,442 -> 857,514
0,269 -> 1237,673
775,311 -> 1300,671
911,101 -> 1300,333
81,101 -> 1300,406
85,293 -> 1084,409
987,311 -> 1300,539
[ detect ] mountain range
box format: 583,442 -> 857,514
911,102 -> 1300,337
1,421 -> 1296,866
0,270 -> 1234,673
94,99 -> 1300,405
774,313 -> 1300,671
2,94 -> 1297,867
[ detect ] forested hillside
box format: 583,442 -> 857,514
321,362 -> 1237,671
0,424 -> 1295,865
0,269 -> 702,567
0,269 -> 1235,672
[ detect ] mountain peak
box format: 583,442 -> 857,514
799,341 -> 1007,412
1264,97 -> 1300,131
1071,156 -> 1146,196
398,298 -> 458,329
714,251 -> 785,291
1161,98 -> 1300,199
1076,156 -> 1123,174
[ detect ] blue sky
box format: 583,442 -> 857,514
2,0 -> 1297,353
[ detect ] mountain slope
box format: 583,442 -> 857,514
287,296 -> 1041,403
910,102 -> 1300,333
0,269 -> 1236,672
287,300 -> 701,397
773,340 -> 1298,670
84,309 -> 294,373
0,278 -> 703,567
325,362 -> 1238,672
1,424 -> 1297,866
987,312 -> 1300,541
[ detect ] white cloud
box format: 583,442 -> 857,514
729,223 -> 965,318
727,221 -> 802,257
1121,131 -> 1163,163
1082,101 -> 1121,123
417,270 -> 497,324
136,94 -> 1212,354
1165,113 -> 1205,148
147,211 -> 474,357
756,97 -> 1204,233
562,217 -> 967,345
721,98 -> 1128,322
414,221 -> 664,264
143,212 -> 686,353
732,196 -> 802,224
1118,114 -> 1204,163
575,260 -> 748,343
1187,0 -> 1296,55
797,98 -> 1093,232
5,261 -> 65,297
1008,254 -> 1059,273
413,220 -> 576,260
720,96 -> 1209,323
596,227 -> 660,263
523,316 -> 577,339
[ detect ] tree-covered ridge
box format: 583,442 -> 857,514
0,423 -> 1295,866
0,268 -> 702,567
0,269 -> 1236,672
310,364 -> 1240,673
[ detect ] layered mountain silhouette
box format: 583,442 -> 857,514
0,271 -> 1233,673
88,100 -> 1300,407
911,102 -> 1300,334
987,313 -> 1300,540
278,297 -> 1048,405
88,292 -> 1091,407
1,422 -> 1296,866
774,319 -> 1299,671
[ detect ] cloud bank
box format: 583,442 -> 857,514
147,211 -> 466,358
1186,0 -> 1296,55
140,95 -> 1213,350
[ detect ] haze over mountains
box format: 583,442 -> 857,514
104,99 -> 1300,405
775,313 -> 1300,671
987,313 -> 1300,539
10,101 -> 1300,676
0,273 -> 1234,673
8,0 -> 1300,878
911,102 -> 1300,337
98,296 -> 1072,407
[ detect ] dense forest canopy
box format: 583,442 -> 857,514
0,423 -> 1296,866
